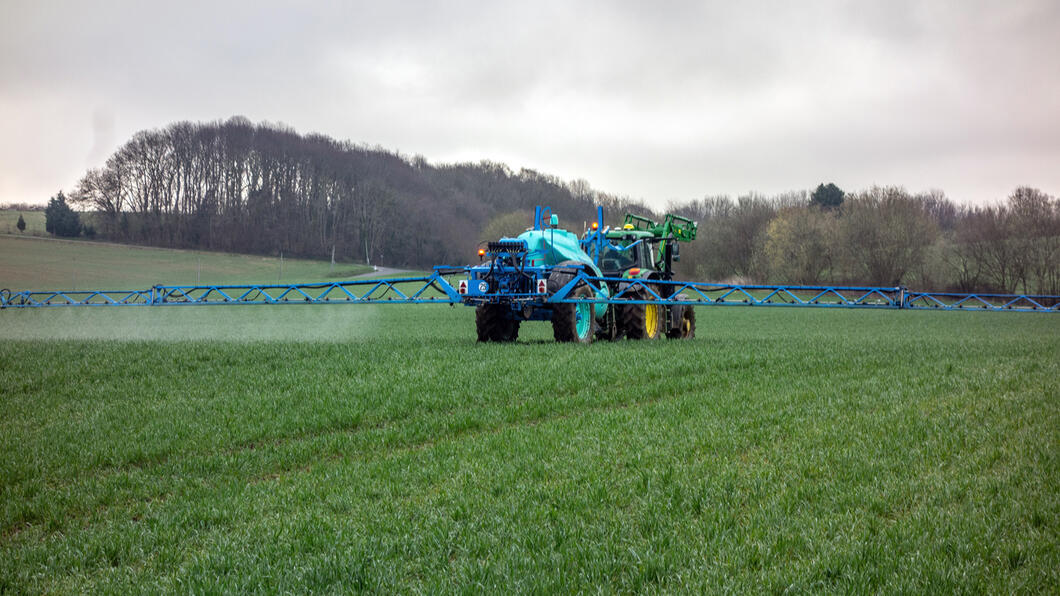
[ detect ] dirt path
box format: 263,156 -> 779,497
351,266 -> 411,278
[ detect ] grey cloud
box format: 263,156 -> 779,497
0,0 -> 1058,206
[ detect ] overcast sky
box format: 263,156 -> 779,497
1,0 -> 1057,208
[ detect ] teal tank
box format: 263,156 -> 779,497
508,228 -> 610,319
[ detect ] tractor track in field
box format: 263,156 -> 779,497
247,385 -> 675,486
2,387 -> 679,540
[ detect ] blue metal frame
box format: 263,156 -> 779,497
2,270 -> 1057,312
544,273 -> 1058,312
0,273 -> 463,308
904,290 -> 1060,312
550,275 -> 904,308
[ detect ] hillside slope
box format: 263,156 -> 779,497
0,235 -> 370,291
72,118 -> 646,268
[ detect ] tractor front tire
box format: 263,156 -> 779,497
620,288 -> 663,340
476,304 -> 519,342
551,283 -> 595,343
548,262 -> 595,343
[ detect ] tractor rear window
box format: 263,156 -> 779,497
600,244 -> 637,273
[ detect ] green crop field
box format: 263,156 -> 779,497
1,239 -> 1058,593
0,211 -> 46,236
0,235 -> 372,291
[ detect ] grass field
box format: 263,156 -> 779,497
0,211 -> 46,236
1,239 -> 1058,593
0,235 -> 372,291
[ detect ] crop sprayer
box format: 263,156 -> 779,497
2,206 -> 1057,342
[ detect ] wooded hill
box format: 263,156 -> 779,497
66,117 -> 1059,294
70,117 -> 641,268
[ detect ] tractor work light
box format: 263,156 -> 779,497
477,248 -> 486,260
536,279 -> 548,294
591,221 -> 599,230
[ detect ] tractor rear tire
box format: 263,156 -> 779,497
476,304 -> 519,342
551,283 -> 595,343
548,262 -> 595,343
666,295 -> 696,339
620,288 -> 663,340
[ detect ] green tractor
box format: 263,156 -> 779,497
591,212 -> 698,340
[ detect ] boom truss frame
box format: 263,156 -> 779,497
2,269 -> 1057,312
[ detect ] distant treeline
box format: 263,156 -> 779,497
70,117 -> 641,267
672,186 -> 1059,295
67,117 -> 1058,294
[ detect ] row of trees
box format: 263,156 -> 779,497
669,186 -> 1059,295
70,117 -> 637,267
64,117 -> 1056,294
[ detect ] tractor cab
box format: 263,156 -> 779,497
599,230 -> 657,276
594,214 -> 697,280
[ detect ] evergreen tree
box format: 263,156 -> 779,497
44,191 -> 81,237
811,183 -> 845,210
16,213 -> 26,233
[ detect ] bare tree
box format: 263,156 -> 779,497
836,186 -> 937,286
1008,187 -> 1059,294
763,206 -> 835,283
951,205 -> 1016,292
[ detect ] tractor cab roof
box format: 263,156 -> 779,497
604,228 -> 655,241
